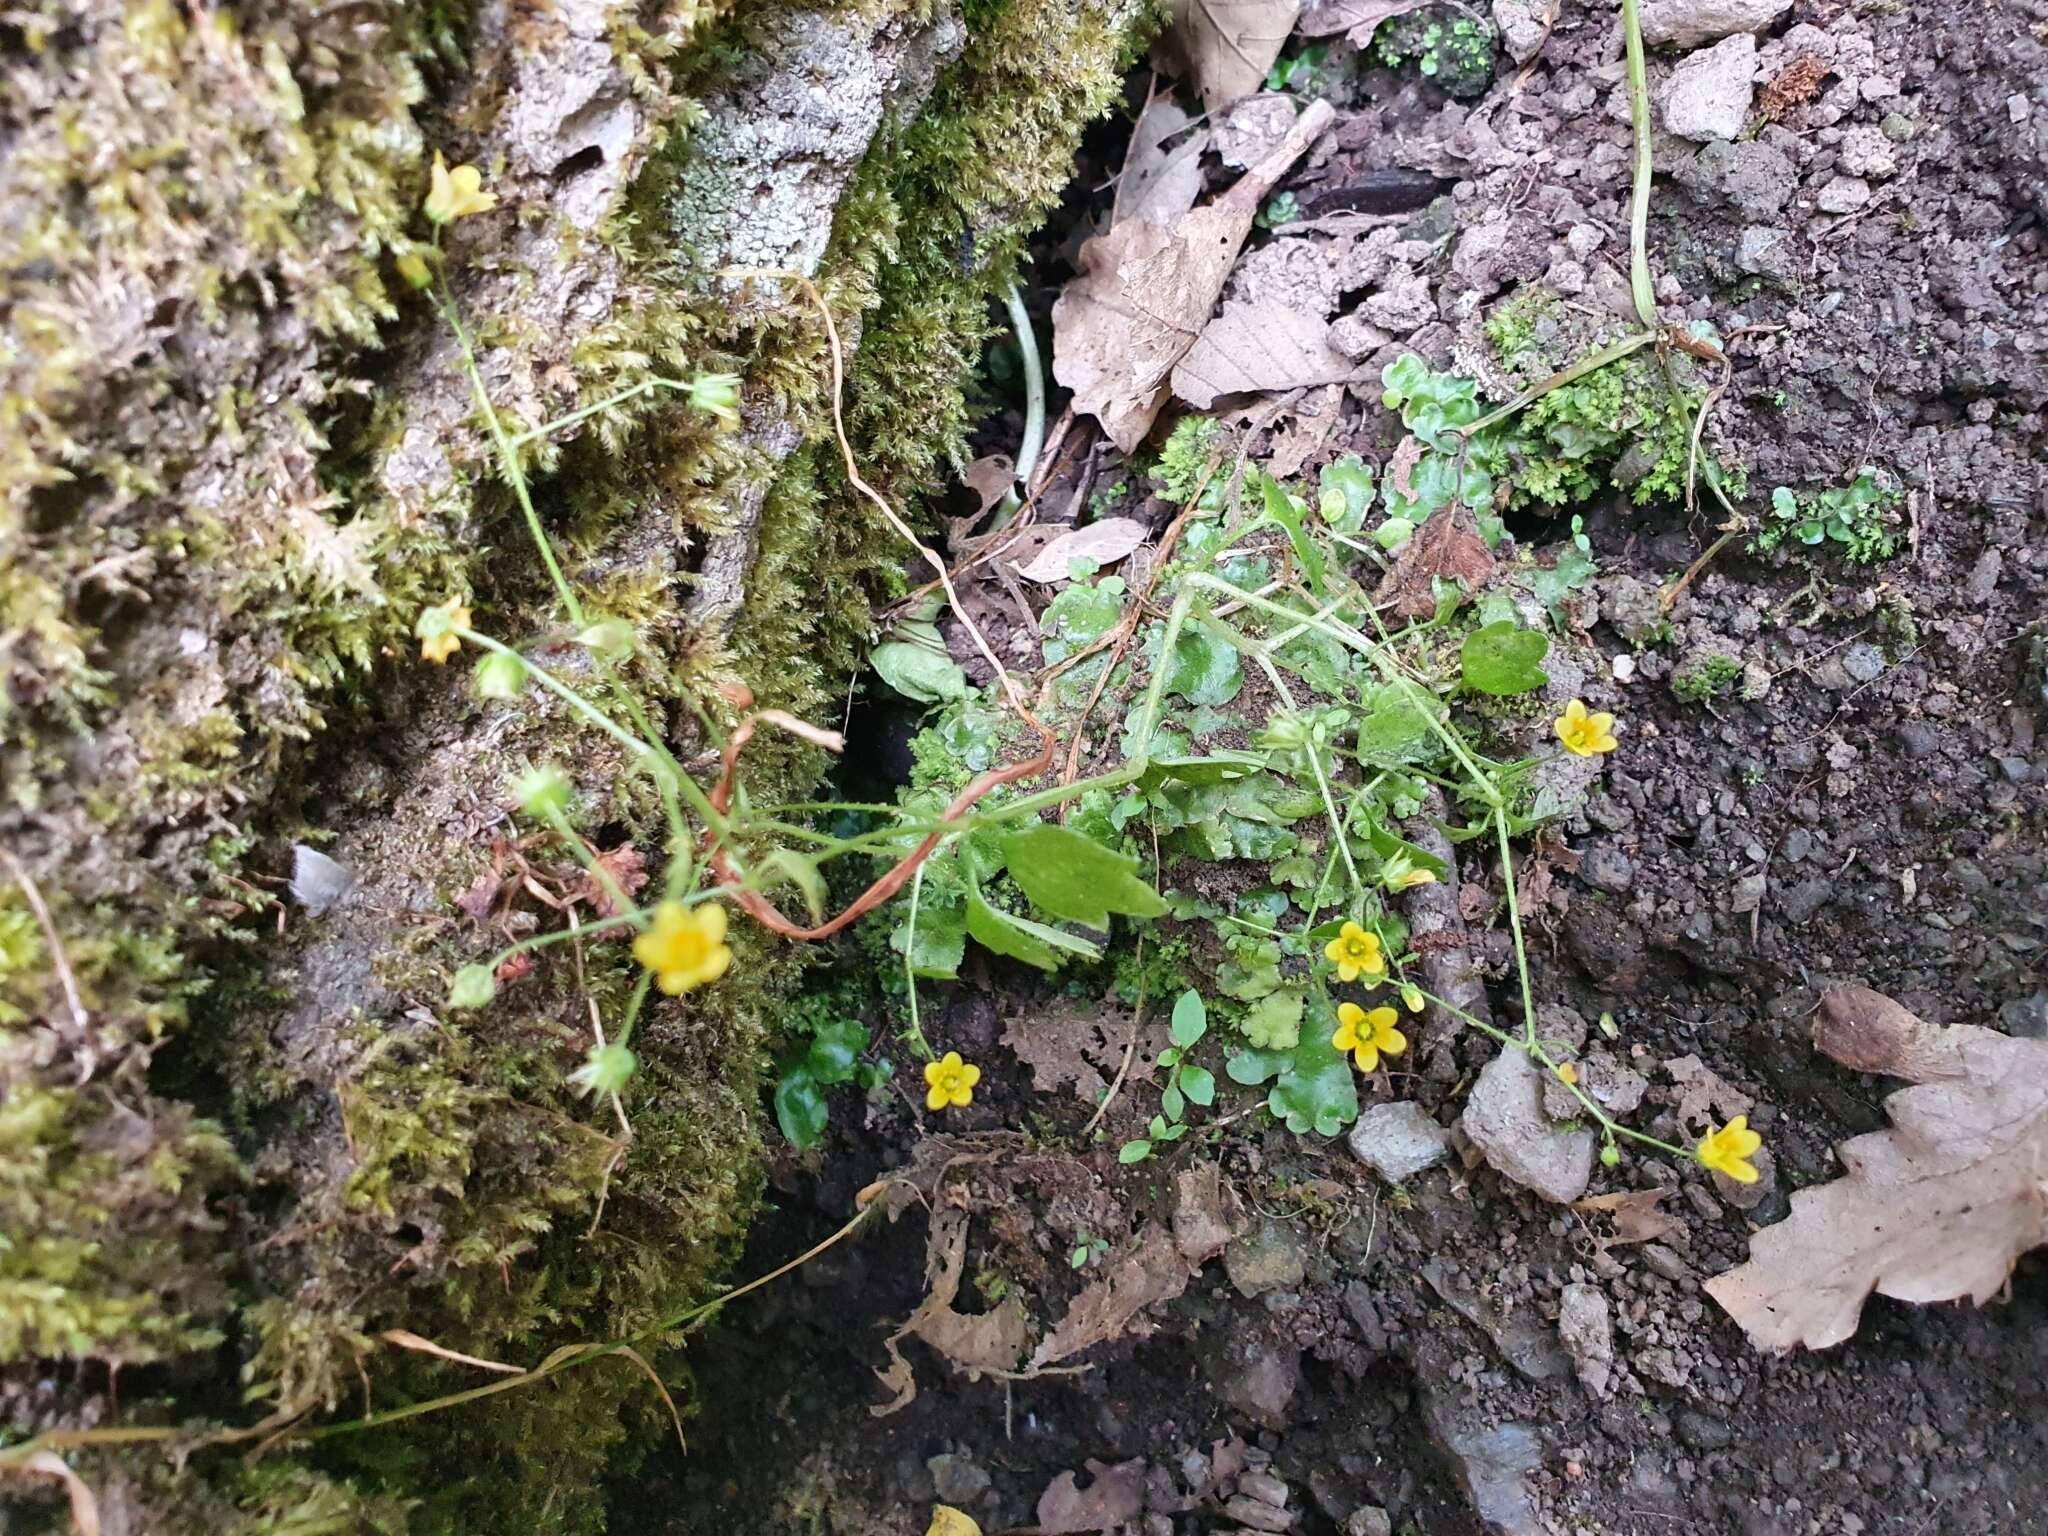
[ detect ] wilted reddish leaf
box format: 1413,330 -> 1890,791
1705,987 -> 2048,1351
494,951 -> 534,983
1373,503 -> 1496,620
455,871 -> 504,923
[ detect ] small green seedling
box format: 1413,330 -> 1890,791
1120,989 -> 1214,1163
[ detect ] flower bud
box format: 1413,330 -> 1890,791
513,765 -> 573,820
474,651 -> 526,700
575,618 -> 634,657
570,1042 -> 638,1098
448,964 -> 497,1010
1599,1143 -> 1621,1168
687,372 -> 742,428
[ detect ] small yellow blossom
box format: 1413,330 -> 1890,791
415,599 -> 471,663
923,1051 -> 980,1112
1333,1002 -> 1406,1073
632,900 -> 732,995
1398,981 -> 1425,1014
1695,1115 -> 1763,1185
1554,1061 -> 1580,1086
1380,851 -> 1438,893
1323,920 -> 1385,984
1555,698 -> 1619,757
424,152 -> 497,224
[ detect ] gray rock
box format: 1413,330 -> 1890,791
1580,844 -> 1636,894
1556,1282 -> 1615,1398
1730,872 -> 1768,913
1543,1051 -> 1648,1121
1965,548 -> 2003,605
1222,1495 -> 1296,1532
1215,92 -> 1298,170
1492,0 -> 1551,63
1677,1408 -> 1736,1452
2001,991 -> 2048,1039
1331,309 -> 1395,361
1348,1101 -> 1453,1183
1842,641 -> 1887,683
1641,0 -> 1789,49
1239,1471 -> 1290,1508
1347,1509 -> 1394,1536
1690,139 -> 1795,218
1226,1216 -> 1307,1297
1363,272 -> 1440,334
1423,1258 -> 1570,1383
1460,1046 -> 1597,1203
1897,721 -> 1944,759
1837,124 -> 1898,179
1735,225 -> 1798,281
1424,1392 -> 1546,1536
1209,1329 -> 1301,1429
1662,34 -> 1757,142
1815,174 -> 1871,214
1780,878 -> 1832,922
929,1452 -> 991,1506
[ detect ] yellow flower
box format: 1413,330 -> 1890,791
1380,851 -> 1438,892
922,1051 -> 980,1112
424,151 -> 497,224
1555,698 -> 1619,757
1333,1002 -> 1406,1073
1323,920 -> 1385,984
1398,981 -> 1425,1014
1554,1061 -> 1579,1086
632,900 -> 732,995
415,599 -> 471,663
1695,1115 -> 1763,1185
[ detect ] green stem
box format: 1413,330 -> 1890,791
1620,0 -> 1661,330
1493,806 -> 1541,1048
901,863 -> 934,1062
458,630 -> 645,761
437,291 -> 584,625
1304,742 -> 1362,901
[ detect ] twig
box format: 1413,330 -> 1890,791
2,851 -> 89,1044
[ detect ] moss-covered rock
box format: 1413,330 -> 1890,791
2,0 -> 1145,1529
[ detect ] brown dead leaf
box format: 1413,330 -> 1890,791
960,454 -> 1017,518
1113,93 -> 1212,229
1374,502 -> 1496,620
572,845 -> 648,917
1171,300 -> 1359,408
455,870 -> 505,923
1298,0 -> 1429,47
1054,101 -> 1335,452
873,1206 -> 1034,1414
1037,1459 -> 1147,1533
1013,517 -> 1153,583
1172,1162 -> 1245,1262
1264,381 -> 1346,478
1705,988 -> 2048,1351
1159,0 -> 1303,114
1003,998 -> 1162,1103
1030,1222 -> 1196,1368
1573,1188 -> 1680,1250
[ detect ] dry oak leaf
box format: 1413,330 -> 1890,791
1159,0 -> 1304,114
1705,985 -> 2048,1351
1013,517 -> 1153,582
1113,92 -> 1212,229
1037,1458 -> 1148,1534
1171,299 -> 1360,407
872,1206 -> 1033,1415
1298,0 -> 1431,47
1054,100 -> 1335,452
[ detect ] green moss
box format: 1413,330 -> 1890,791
1671,652 -> 1742,703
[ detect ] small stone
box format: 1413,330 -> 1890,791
1208,1329 -> 1301,1429
1580,844 -> 1636,894
1815,175 -> 1872,214
1330,310 -> 1394,360
1221,1495 -> 1296,1532
1226,1216 -> 1307,1297
929,1452 -> 991,1506
1215,93 -> 1298,170
1734,225 -> 1798,281
1423,1395 -> 1546,1536
2000,992 -> 2048,1039
1640,0 -> 1789,48
1896,721 -> 1943,759
1837,124 -> 1898,179
1780,878 -> 1832,922
1348,1101 -> 1453,1183
1461,1045 -> 1597,1203
1964,548 -> 2003,605
1689,138 -> 1796,218
1782,826 -> 1814,861
1363,272 -> 1439,334
1556,1282 -> 1615,1398
1347,1510 -> 1394,1536
1729,872 -> 1768,913
1492,0 -> 1551,63
1842,641 -> 1886,683
1661,34 -> 1758,143
1238,1470 -> 1290,1508
1677,1408 -> 1736,1453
